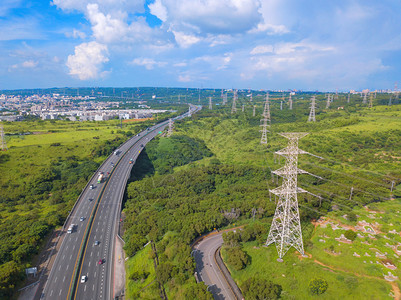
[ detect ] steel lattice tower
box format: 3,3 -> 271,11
260,93 -> 271,144
362,92 -> 367,104
325,94 -> 331,109
188,106 -> 192,117
253,105 -> 256,117
308,96 -> 316,122
0,122 -> 7,151
231,90 -> 237,113
242,104 -> 245,112
289,94 -> 293,110
369,93 -> 373,108
223,93 -> 228,105
265,132 -> 308,260
389,94 -> 392,106
209,97 -> 213,110
347,93 -> 350,103
167,118 -> 174,137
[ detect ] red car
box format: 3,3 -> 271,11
98,259 -> 104,265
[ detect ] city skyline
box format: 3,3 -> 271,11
1,0 -> 401,91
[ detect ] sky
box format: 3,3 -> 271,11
1,0 -> 401,91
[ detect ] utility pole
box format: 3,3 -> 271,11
167,118 -> 174,137
0,122 -> 7,151
178,94 -> 181,103
308,96 -> 316,122
289,94 -> 293,110
231,90 -> 237,114
209,97 -> 212,110
250,93 -> 253,102
266,132 -> 309,260
260,93 -> 271,144
198,89 -> 200,103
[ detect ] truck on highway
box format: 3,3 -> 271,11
114,149 -> 121,155
97,173 -> 104,183
67,224 -> 76,233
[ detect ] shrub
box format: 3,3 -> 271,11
344,229 -> 357,241
309,278 -> 328,295
242,277 -> 282,299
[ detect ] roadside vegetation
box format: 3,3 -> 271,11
123,93 -> 401,299
0,111 -> 176,298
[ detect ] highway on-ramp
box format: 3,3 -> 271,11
193,230 -> 243,300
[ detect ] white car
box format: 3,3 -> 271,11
81,275 -> 87,283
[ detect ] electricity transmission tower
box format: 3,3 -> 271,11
325,94 -> 331,109
209,97 -> 213,110
167,118 -> 174,137
231,90 -> 237,113
265,132 -> 309,260
222,93 -> 227,105
347,93 -> 350,103
260,93 -> 271,144
388,94 -> 392,106
253,105 -> 256,117
280,101 -> 283,110
188,106 -> 192,117
0,122 -> 7,151
242,104 -> 245,112
289,94 -> 293,110
308,96 -> 316,122
362,92 -> 367,104
369,93 -> 373,108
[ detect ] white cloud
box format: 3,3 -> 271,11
173,62 -> 187,67
172,31 -> 201,48
149,0 -> 168,22
87,3 -> 127,44
130,58 -> 166,70
250,45 -> 274,55
22,60 -> 38,68
66,41 -> 109,80
52,0 -> 145,15
178,74 -> 191,82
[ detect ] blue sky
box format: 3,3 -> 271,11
1,0 -> 401,91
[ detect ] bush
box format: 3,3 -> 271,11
344,229 -> 357,241
226,246 -> 249,271
309,278 -> 328,295
242,277 -> 282,299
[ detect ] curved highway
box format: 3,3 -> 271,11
40,105 -> 201,300
193,230 -> 243,300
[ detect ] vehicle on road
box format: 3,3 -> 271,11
140,144 -> 144,147
98,259 -> 104,265
80,275 -> 87,283
114,149 -> 121,155
88,198 -> 93,202
94,240 -> 100,246
129,159 -> 134,164
97,173 -> 104,183
79,217 -> 85,221
67,224 -> 76,233
90,184 -> 94,189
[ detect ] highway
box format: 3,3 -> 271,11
40,105 -> 200,300
193,230 -> 243,300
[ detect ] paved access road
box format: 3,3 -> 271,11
193,230 -> 242,300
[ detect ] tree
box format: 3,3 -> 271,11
226,247 -> 249,271
309,278 -> 328,295
156,263 -> 173,285
182,282 -> 213,300
242,277 -> 282,299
